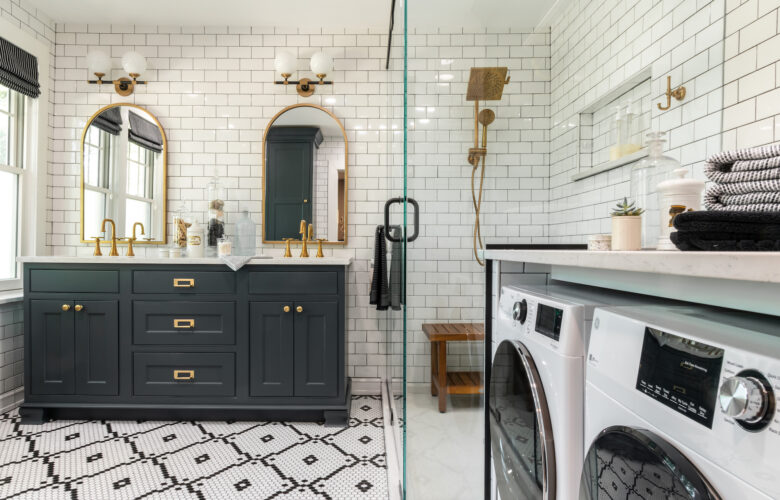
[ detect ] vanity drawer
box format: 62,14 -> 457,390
133,301 -> 236,345
133,271 -> 236,294
29,269 -> 119,293
133,353 -> 235,397
248,271 -> 338,295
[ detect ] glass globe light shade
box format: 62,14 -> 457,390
121,51 -> 147,77
310,52 -> 333,77
86,51 -> 111,78
274,52 -> 297,77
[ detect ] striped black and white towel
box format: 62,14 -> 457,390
705,180 -> 780,211
704,144 -> 780,210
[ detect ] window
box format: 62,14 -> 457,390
125,142 -> 155,233
0,84 -> 25,284
83,125 -> 114,236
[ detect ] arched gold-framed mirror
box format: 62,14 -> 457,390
80,103 -> 167,245
262,103 -> 348,245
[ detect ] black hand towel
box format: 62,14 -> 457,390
389,226 -> 403,310
370,226 -> 390,310
673,210 -> 780,237
670,231 -> 780,251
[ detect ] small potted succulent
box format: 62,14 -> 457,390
611,197 -> 644,251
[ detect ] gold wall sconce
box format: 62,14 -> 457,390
657,75 -> 686,110
274,51 -> 333,97
86,51 -> 148,96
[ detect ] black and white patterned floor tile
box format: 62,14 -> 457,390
0,396 -> 387,500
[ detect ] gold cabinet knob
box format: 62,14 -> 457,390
61,304 -> 71,312
283,305 -> 291,313
74,305 -> 84,312
296,306 -> 303,313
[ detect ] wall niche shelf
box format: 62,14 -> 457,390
573,67 -> 652,182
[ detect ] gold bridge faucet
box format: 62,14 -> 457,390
101,219 -> 119,256
299,220 -> 310,257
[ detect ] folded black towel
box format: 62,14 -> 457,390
670,232 -> 780,251
370,226 -> 389,310
673,211 -> 780,236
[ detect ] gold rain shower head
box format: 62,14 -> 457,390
466,67 -> 509,101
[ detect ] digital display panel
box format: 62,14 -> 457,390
535,304 -> 563,341
636,327 -> 724,428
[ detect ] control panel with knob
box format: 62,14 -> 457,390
512,299 -> 528,324
718,371 -> 775,431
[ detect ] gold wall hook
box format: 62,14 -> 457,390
657,75 -> 686,111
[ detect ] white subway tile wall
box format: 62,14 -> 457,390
0,302 -> 24,410
722,0 -> 780,149
547,0 -> 727,241
3,0 -> 778,391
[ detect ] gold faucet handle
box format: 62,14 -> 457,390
299,219 -> 307,238
283,238 -> 294,258
90,236 -> 103,256
307,223 -> 314,241
316,239 -> 326,258
119,237 -> 137,257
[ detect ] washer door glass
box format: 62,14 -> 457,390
490,340 -> 556,500
580,426 -> 720,500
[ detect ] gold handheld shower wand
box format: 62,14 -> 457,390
466,67 -> 509,266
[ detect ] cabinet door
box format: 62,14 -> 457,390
249,302 -> 294,397
294,301 -> 338,397
30,300 -> 75,395
74,301 -> 119,395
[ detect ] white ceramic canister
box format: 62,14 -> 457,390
187,220 -> 205,258
656,167 -> 705,250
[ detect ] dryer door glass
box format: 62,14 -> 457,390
580,426 -> 719,500
489,340 -> 556,499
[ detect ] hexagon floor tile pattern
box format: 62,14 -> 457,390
0,396 -> 387,500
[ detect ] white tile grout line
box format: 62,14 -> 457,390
382,380 -> 403,500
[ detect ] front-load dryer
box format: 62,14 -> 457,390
583,305 -> 780,499
490,284 -> 667,500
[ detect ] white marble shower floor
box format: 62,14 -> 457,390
404,390 -> 483,500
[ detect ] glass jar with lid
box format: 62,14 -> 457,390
630,131 -> 681,249
206,174 -> 226,257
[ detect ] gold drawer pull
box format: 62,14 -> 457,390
296,306 -> 303,313
174,319 -> 195,329
173,370 -> 195,380
283,305 -> 291,313
173,278 -> 195,288
61,304 -> 71,312
74,304 -> 84,312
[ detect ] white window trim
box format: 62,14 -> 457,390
0,17 -> 50,292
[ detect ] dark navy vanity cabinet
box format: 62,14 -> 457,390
20,263 -> 350,426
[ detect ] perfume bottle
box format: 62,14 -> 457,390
630,131 -> 680,249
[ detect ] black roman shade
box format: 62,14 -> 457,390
0,36 -> 41,98
90,106 -> 123,136
128,111 -> 163,153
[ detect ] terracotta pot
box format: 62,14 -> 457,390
611,216 -> 642,251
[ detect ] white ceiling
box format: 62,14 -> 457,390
25,0 -> 555,30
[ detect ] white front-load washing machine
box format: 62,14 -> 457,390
489,284 -> 667,500
583,305 -> 780,499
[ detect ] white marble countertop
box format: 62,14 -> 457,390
484,249 -> 780,284
18,256 -> 353,266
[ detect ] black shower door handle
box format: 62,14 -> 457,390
384,197 -> 419,243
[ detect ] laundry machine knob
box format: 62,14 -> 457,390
512,299 -> 528,324
718,376 -> 769,424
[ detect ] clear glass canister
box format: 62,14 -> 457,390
172,201 -> 189,249
207,174 -> 226,257
234,210 -> 257,256
630,131 -> 681,249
